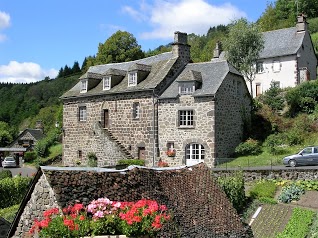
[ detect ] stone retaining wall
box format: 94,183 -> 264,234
212,169 -> 318,182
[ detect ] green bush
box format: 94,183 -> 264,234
34,128 -> 60,157
285,80 -> 318,116
0,204 -> 19,222
117,159 -> 145,166
263,133 -> 287,154
0,169 -> 12,180
285,128 -> 304,146
278,183 -> 305,203
276,207 -> 315,238
258,197 -> 277,204
87,152 -> 97,167
24,151 -> 37,162
0,176 -> 32,209
248,179 -> 277,199
216,171 -> 246,213
235,138 -> 261,156
259,83 -> 285,111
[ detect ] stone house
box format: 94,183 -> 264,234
252,14 -> 317,97
61,31 -> 251,167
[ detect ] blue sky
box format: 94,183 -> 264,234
0,0 -> 271,83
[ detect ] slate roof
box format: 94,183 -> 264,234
259,27 -> 304,59
160,60 -> 242,99
61,52 -> 176,99
9,129 -> 45,148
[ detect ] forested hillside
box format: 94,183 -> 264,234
1,0 -> 318,147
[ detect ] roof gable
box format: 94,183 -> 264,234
160,60 -> 242,99
260,27 -> 304,59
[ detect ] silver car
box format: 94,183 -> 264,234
2,157 -> 17,168
283,146 -> 318,167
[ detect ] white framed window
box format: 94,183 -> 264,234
79,106 -> 87,121
128,72 -> 137,86
272,61 -> 281,72
186,143 -> 205,160
179,82 -> 194,95
133,102 -> 140,119
103,76 -> 111,90
256,62 -> 264,73
80,80 -> 88,93
178,110 -> 194,127
272,81 -> 280,88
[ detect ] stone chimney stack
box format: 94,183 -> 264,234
296,14 -> 308,32
213,41 -> 222,59
35,120 -> 44,133
172,31 -> 191,64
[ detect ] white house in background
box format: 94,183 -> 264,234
252,14 -> 317,97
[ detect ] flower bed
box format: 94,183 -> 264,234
29,198 -> 171,238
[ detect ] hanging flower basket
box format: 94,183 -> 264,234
166,149 -> 176,157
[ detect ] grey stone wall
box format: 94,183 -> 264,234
63,92 -> 157,167
214,74 -> 251,158
213,169 -> 318,182
13,174 -> 59,238
158,96 -> 215,167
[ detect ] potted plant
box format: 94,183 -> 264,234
165,149 -> 176,157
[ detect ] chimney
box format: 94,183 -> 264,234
172,31 -> 191,64
296,14 -> 308,32
35,120 -> 44,133
213,41 -> 222,59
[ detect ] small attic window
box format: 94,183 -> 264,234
103,76 -> 111,90
128,72 -> 137,86
80,79 -> 88,93
179,82 -> 195,95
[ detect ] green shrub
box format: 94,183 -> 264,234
117,159 -> 145,166
24,151 -> 37,162
235,138 -> 261,156
0,176 -> 32,209
263,133 -> 287,154
0,204 -> 19,222
285,128 -> 304,146
0,169 -> 12,180
87,152 -> 97,167
216,171 -> 246,213
34,128 -> 60,157
248,179 -> 277,199
259,83 -> 285,111
258,197 -> 277,204
278,183 -> 305,203
276,207 -> 315,238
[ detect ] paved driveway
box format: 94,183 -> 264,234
0,165 -> 37,177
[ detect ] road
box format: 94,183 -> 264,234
0,165 -> 37,177
212,165 -> 318,171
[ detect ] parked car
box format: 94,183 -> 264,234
283,146 -> 318,167
2,156 -> 17,168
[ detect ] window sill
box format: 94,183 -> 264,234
178,126 -> 195,129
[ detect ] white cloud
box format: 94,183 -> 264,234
122,6 -> 147,22
125,0 -> 246,40
0,11 -> 10,29
0,11 -> 10,42
0,61 -> 58,84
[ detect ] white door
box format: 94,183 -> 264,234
185,143 -> 205,166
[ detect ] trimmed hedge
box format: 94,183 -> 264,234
117,159 -> 145,166
0,176 -> 32,209
0,169 -> 12,180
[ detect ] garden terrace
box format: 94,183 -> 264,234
9,163 -> 252,238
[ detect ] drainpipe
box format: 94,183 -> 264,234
152,90 -> 158,167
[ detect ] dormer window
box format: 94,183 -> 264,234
80,79 -> 88,93
103,76 -> 111,90
179,82 -> 195,95
128,72 -> 137,86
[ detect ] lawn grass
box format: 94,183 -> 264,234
216,145 -> 305,168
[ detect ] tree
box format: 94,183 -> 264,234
0,121 -> 13,147
95,30 -> 144,65
224,18 -> 264,97
71,61 -> 81,73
